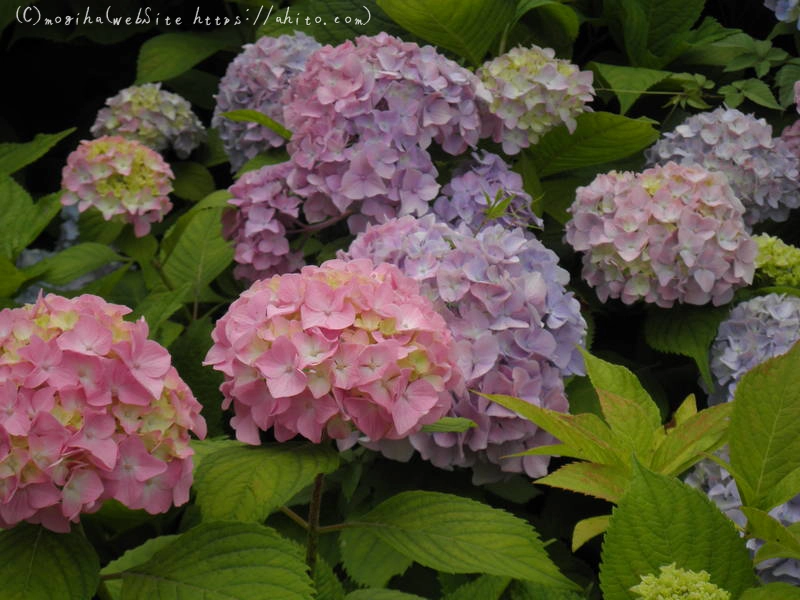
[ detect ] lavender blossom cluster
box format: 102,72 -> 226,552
282,33 -> 493,232
478,45 -> 595,154
433,151 -> 541,233
565,162 -> 756,307
708,293 -> 800,405
647,108 -> 800,225
343,216 -> 586,483
223,162 -> 306,282
91,83 -> 205,159
686,448 -> 800,585
213,32 -> 321,171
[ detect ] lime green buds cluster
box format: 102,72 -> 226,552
631,564 -> 730,600
754,234 -> 800,287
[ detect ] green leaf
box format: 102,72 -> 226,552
604,0 -> 705,69
513,1 -> 580,55
171,161 -> 215,202
136,32 -> 231,84
0,176 -> 55,259
23,243 -> 125,286
77,209 -> 125,246
101,535 -> 181,600
165,69 -> 220,111
220,109 -> 292,141
742,506 -> 800,562
506,581 -> 586,600
763,465 -> 800,512
340,525 -> 413,587
162,207 -> 233,300
736,78 -> 782,110
729,341 -> 800,508
538,462 -> 629,503
649,402 -> 731,476
776,63 -> 800,108
529,112 -> 659,177
194,443 -> 340,522
0,256 -> 29,296
481,392 -> 624,465
599,463 -> 757,600
740,583 -> 800,600
644,305 -> 727,390
590,63 -> 671,115
345,490 -> 578,590
131,285 -> 191,331
120,522 -> 313,599
376,0 -> 515,65
0,128 -> 75,176
442,575 -> 510,600
258,0 -> 403,46
0,523 -> 100,600
420,417 -> 477,433
580,349 -> 661,460
235,150 -> 290,178
345,591 -> 428,600
313,557 -> 346,600
572,515 -> 610,551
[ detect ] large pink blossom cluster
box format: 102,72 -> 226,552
478,45 -> 595,154
223,162 -> 306,282
344,216 -> 586,483
565,162 -> 757,307
0,294 -> 206,532
61,136 -> 174,237
281,32 -> 493,232
204,259 -> 461,444
213,32 -> 321,171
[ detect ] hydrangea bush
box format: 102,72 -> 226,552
646,108 -> 800,225
565,162 -> 757,307
60,136 -> 174,237
212,32 -> 321,171
344,216 -> 586,482
91,83 -> 206,159
0,294 -> 206,532
204,259 -> 461,444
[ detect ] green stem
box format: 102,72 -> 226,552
305,473 -> 325,572
280,505 -> 310,531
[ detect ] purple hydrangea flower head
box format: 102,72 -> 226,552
780,118 -> 800,160
686,447 -> 800,585
343,215 -> 586,483
213,32 -> 321,171
765,0 -> 800,28
282,33 -> 494,232
477,45 -> 595,155
647,108 -> 800,225
433,151 -> 542,232
61,136 -> 174,237
565,162 -> 757,308
91,83 -> 205,159
223,161 -> 306,283
709,293 -> 800,404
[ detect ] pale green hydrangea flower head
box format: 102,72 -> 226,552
631,564 -> 731,600
754,234 -> 800,287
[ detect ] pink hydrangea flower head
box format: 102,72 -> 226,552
647,107 -> 800,225
223,161 -> 306,283
204,259 -> 461,444
434,151 -> 542,232
565,162 -> 757,308
477,45 -> 595,154
212,32 -> 322,171
343,216 -> 586,483
91,83 -> 206,159
61,136 -> 174,237
282,33 -> 494,232
0,293 -> 206,532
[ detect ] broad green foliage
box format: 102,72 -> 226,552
345,591 -> 428,600
741,507 -> 800,564
644,305 -> 728,389
220,108 -> 293,140
136,32 -> 234,84
485,351 -> 731,548
420,417 -> 477,433
341,490 -> 578,590
599,464 -> 757,600
0,128 -> 74,176
171,161 -> 215,202
441,575 -> 511,600
101,535 -> 181,599
341,525 -> 414,587
729,341 -> 800,509
376,0 -> 514,66
0,524 -> 100,600
194,442 -> 340,522
740,583 -> 800,599
23,242 -> 126,286
589,63 -> 671,114
119,522 -> 314,599
528,112 -> 659,177
0,177 -> 61,260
